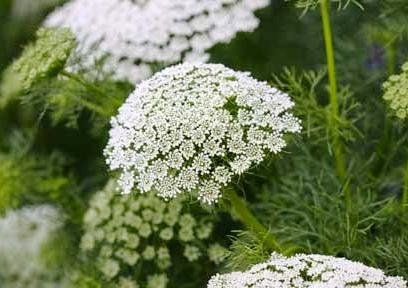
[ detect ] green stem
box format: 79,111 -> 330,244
403,162 -> 408,212
374,40 -> 395,175
319,0 -> 349,204
75,97 -> 111,117
224,188 -> 283,253
60,70 -> 120,104
60,70 -> 113,117
385,39 -> 397,76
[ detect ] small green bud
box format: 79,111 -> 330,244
178,227 -> 195,242
146,274 -> 168,288
10,28 -> 76,90
99,259 -> 120,279
142,246 -> 156,260
383,62 -> 408,119
159,227 -> 174,241
208,243 -> 229,265
183,245 -> 201,262
118,277 -> 139,288
139,222 -> 152,238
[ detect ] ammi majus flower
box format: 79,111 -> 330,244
105,63 -> 301,204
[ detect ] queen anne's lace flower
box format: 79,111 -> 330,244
44,0 -> 269,84
105,63 -> 301,203
207,253 -> 407,288
0,205 -> 63,288
80,180 -> 228,287
383,62 -> 408,119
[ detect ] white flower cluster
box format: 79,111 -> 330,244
105,63 -> 301,204
207,253 -> 407,288
0,205 -> 63,288
44,0 -> 269,84
80,180 -> 228,287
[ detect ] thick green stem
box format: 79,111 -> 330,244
61,70 -> 107,97
319,0 -> 349,205
60,70 -> 121,105
75,97 -> 111,117
403,162 -> 408,212
224,188 -> 282,252
385,40 -> 396,76
60,70 -> 112,117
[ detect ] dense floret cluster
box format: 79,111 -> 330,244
80,180 -> 229,287
207,253 -> 407,288
105,63 -> 301,203
383,62 -> 408,119
10,28 -> 76,90
44,0 -> 269,83
0,205 -> 63,288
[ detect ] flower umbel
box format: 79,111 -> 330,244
10,28 -> 76,90
383,62 -> 408,119
207,253 -> 407,288
105,63 -> 301,204
80,180 -> 227,287
44,0 -> 269,84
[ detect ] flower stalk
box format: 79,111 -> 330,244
224,188 -> 282,253
60,70 -> 113,117
385,39 -> 397,76
403,162 -> 408,212
319,0 -> 349,207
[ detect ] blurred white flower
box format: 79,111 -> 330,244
105,63 -> 301,204
81,180 -> 227,286
207,253 -> 407,288
44,0 -> 269,84
0,205 -> 63,288
208,244 -> 230,265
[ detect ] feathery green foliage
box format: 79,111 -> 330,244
20,76 -> 130,128
225,231 -> 271,271
222,127 -> 408,277
0,151 -> 69,215
380,0 -> 408,40
272,68 -> 360,144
